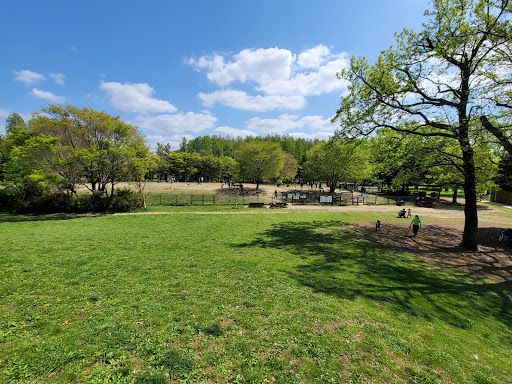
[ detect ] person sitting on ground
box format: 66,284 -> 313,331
398,209 -> 406,218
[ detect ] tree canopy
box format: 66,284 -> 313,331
333,0 -> 511,250
235,141 -> 285,189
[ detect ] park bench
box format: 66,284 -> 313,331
415,197 -> 434,207
248,202 -> 265,208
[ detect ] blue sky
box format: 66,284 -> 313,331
1,0 -> 429,150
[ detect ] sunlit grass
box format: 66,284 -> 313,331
0,211 -> 511,383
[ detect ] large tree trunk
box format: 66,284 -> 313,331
460,131 -> 479,251
451,186 -> 458,204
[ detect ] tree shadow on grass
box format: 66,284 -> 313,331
233,220 -> 512,330
0,213 -> 106,223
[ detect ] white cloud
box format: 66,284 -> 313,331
14,69 -> 45,84
287,130 -> 333,141
136,112 -> 217,134
100,81 -> 177,113
49,73 -> 66,85
198,90 -> 306,111
245,114 -> 335,137
211,126 -> 257,138
300,115 -> 336,132
189,45 -> 350,113
258,58 -> 350,96
192,47 -> 294,87
0,108 -> 9,133
297,45 -> 331,69
0,108 -> 9,119
246,114 -> 304,135
29,88 -> 65,103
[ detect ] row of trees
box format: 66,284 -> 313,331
180,134 -> 319,164
1,106 -> 501,201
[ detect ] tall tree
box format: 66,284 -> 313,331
235,141 -> 285,190
333,0 -> 511,250
5,112 -> 27,134
29,105 -> 150,196
302,140 -> 369,193
279,153 -> 298,182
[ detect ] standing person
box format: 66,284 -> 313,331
407,208 -> 412,218
376,220 -> 381,231
409,215 -> 422,237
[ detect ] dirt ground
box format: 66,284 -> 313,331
121,182 -> 512,285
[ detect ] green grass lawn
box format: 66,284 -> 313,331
0,211 -> 511,383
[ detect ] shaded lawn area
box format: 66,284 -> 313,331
0,211 -> 511,383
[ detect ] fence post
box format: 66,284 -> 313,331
213,195 -> 215,205
191,195 -> 194,205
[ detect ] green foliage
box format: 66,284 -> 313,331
494,154 -> 512,192
332,0 -> 512,250
235,141 -> 285,188
5,112 -> 26,134
0,187 -> 142,213
302,139 -> 369,192
180,134 -> 318,164
29,104 -> 151,195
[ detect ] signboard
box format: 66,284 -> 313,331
320,195 -> 332,203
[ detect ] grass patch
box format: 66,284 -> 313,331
0,211 -> 511,383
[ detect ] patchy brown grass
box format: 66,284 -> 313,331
360,222 -> 512,285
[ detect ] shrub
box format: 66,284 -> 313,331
0,187 -> 142,213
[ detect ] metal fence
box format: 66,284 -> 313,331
146,193 -> 267,206
145,192 -> 383,207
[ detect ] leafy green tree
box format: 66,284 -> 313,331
5,112 -> 27,134
29,105 -> 150,196
235,141 -> 285,189
199,154 -> 220,182
302,140 -> 369,193
167,151 -> 202,182
279,153 -> 298,182
478,4 -> 512,155
333,0 -> 511,250
368,128 -> 496,202
128,145 -> 157,209
218,156 -> 238,181
155,142 -> 172,181
494,154 -> 512,191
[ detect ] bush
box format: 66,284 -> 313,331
0,187 -> 142,214
110,188 -> 142,212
